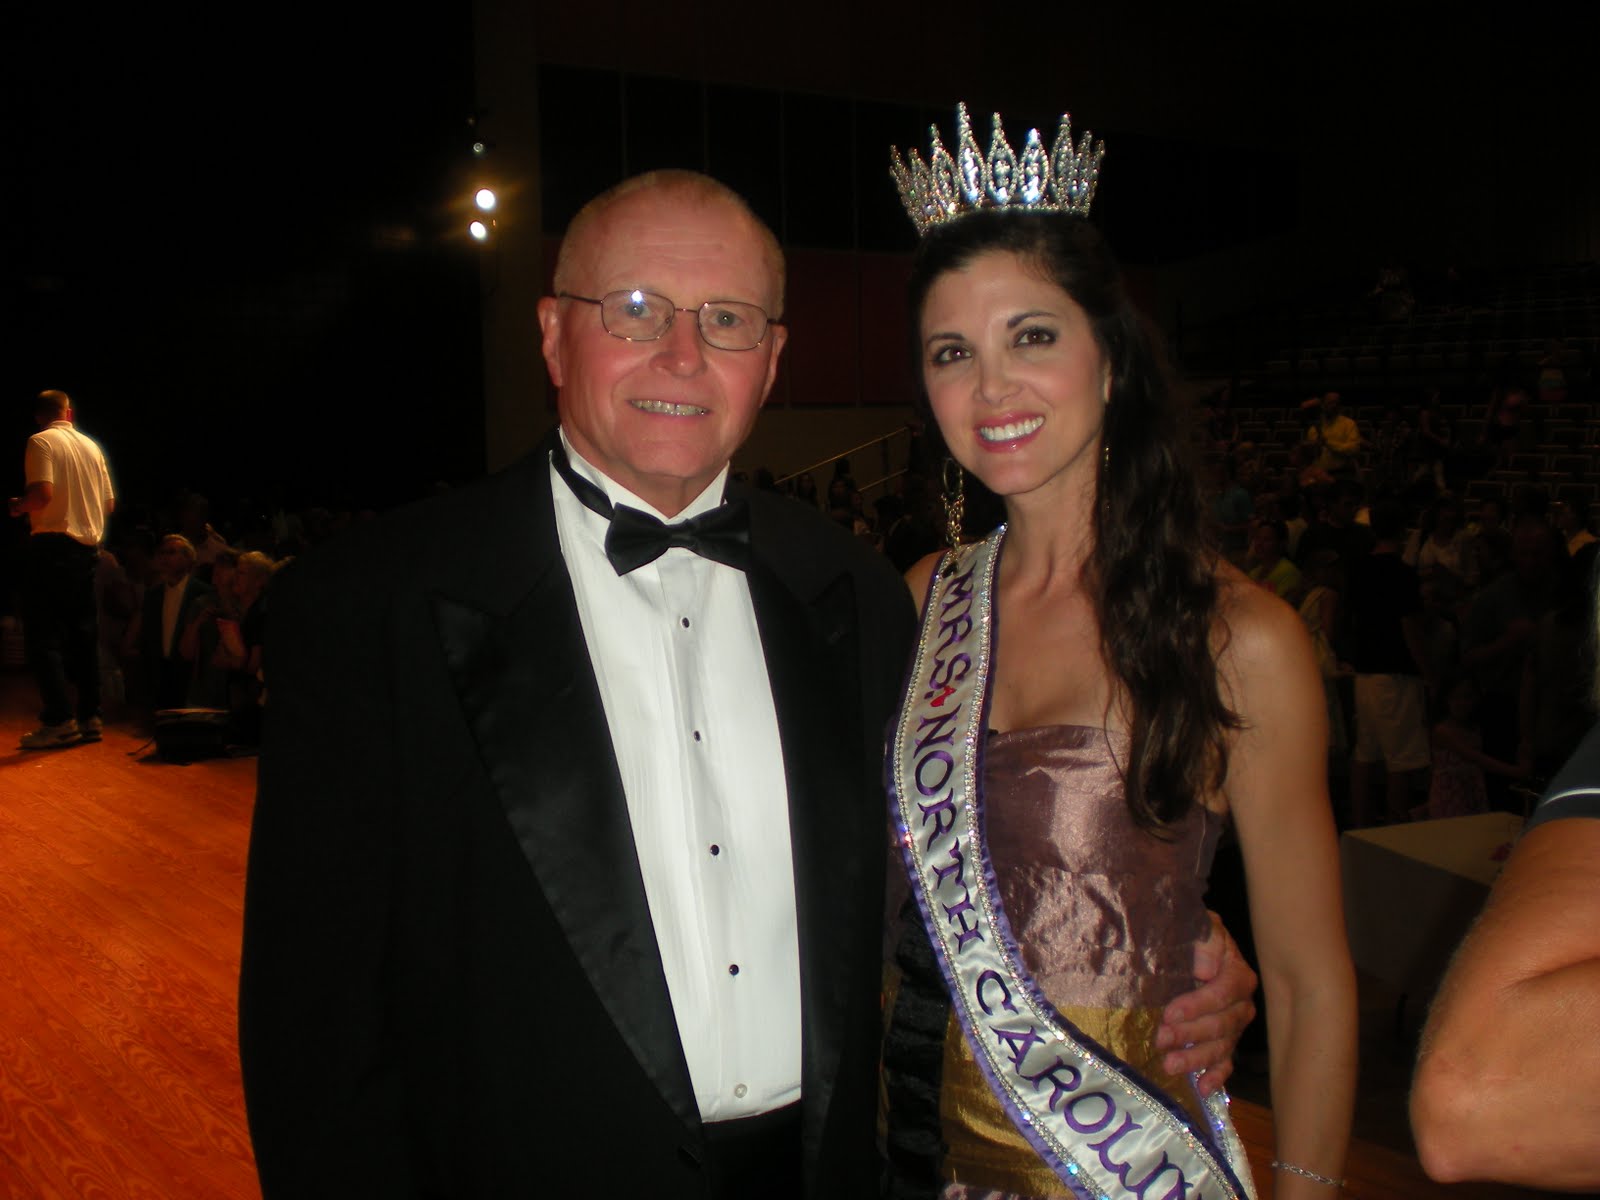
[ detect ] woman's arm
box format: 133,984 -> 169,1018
1218,577 -> 1358,1199
177,597 -> 218,662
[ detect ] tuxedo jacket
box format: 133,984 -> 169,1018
136,575 -> 213,706
239,441 -> 914,1198
138,575 -> 213,661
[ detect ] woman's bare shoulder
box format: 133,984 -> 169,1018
1213,560 -> 1316,678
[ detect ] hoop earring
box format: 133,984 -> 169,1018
941,457 -> 965,550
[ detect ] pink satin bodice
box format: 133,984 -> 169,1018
983,725 -> 1219,1016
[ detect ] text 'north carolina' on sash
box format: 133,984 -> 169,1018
888,530 -> 1257,1200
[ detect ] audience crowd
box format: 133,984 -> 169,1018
23,489 -> 325,751
1194,380 -> 1597,827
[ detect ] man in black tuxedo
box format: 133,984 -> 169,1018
239,170 -> 1253,1198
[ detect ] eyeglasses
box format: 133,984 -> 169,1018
558,289 -> 781,352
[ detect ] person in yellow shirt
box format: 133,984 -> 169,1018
1302,391 -> 1361,475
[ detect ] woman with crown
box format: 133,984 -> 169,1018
881,106 -> 1356,1200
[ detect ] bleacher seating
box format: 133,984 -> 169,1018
1183,261 -> 1599,518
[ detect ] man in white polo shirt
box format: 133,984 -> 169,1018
9,389 -> 115,749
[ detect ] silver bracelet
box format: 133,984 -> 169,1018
1271,1160 -> 1345,1188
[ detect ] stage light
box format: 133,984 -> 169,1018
474,188 -> 497,212
469,220 -> 489,242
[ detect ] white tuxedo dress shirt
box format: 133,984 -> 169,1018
551,433 -> 800,1121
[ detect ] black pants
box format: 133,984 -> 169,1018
699,1103 -> 802,1199
23,533 -> 101,726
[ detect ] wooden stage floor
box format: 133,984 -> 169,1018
1,672 -> 259,1197
0,669 -> 1550,1198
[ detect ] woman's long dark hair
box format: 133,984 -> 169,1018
908,210 -> 1238,828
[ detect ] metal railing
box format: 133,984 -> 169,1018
773,423 -> 918,504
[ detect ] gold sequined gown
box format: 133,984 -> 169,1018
880,725 -> 1222,1200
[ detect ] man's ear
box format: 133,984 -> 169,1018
536,296 -> 564,388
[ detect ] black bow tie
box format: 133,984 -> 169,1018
551,444 -> 751,575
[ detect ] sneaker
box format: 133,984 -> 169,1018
79,716 -> 104,743
20,720 -> 82,750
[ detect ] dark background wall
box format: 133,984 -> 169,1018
5,1 -> 1594,519
5,1 -> 483,514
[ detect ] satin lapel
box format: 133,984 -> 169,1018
429,468 -> 699,1129
744,547 -> 869,1159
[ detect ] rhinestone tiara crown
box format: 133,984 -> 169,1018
890,101 -> 1105,237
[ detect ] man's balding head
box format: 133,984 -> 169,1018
35,389 -> 71,426
553,170 -> 785,315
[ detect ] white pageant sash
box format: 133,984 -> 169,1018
889,531 -> 1257,1200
